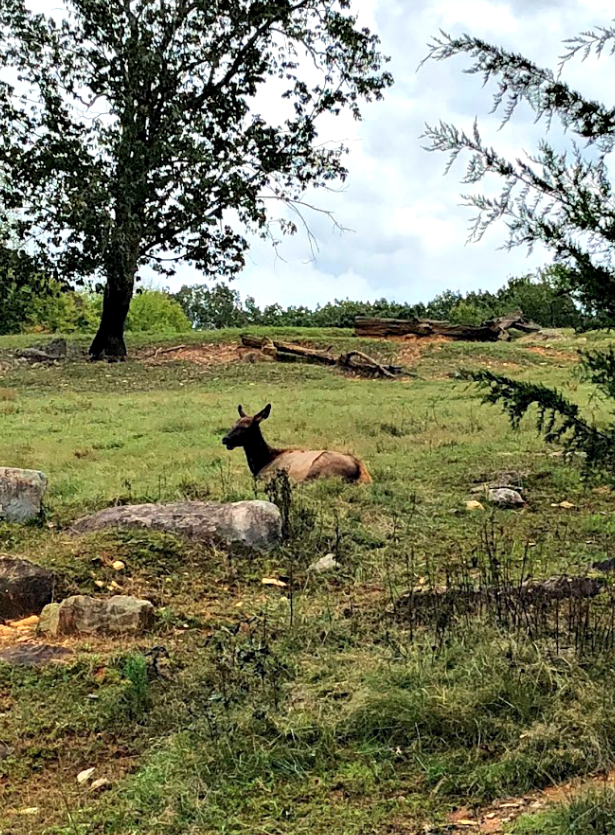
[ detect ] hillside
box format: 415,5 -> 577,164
2,327 -> 615,834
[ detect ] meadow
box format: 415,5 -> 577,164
2,327 -> 615,834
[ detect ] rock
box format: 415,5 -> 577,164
71,500 -> 282,551
38,595 -> 155,637
309,554 -> 341,573
112,560 -> 126,571
0,557 -> 54,620
487,488 -> 525,508
90,778 -> 111,793
77,767 -> 96,785
16,338 -> 68,363
40,338 -> 68,359
0,467 -> 48,523
0,643 -> 73,666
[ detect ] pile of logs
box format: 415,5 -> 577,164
239,335 -> 409,379
355,310 -> 541,342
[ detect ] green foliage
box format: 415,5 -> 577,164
125,290 -> 191,333
424,21 -> 615,477
422,24 -> 615,319
172,272 -> 587,332
449,297 -> 495,325
513,790 -> 615,835
0,243 -> 55,335
174,283 -> 246,330
466,363 -> 615,478
26,284 -> 99,333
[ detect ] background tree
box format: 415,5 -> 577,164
174,283 -> 246,330
423,23 -> 615,476
0,0 -> 392,360
0,207 -> 61,335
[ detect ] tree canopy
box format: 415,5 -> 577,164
0,0 -> 392,358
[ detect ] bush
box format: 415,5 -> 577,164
125,290 -> 192,333
26,285 -> 98,333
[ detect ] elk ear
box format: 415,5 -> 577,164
238,405 -> 246,418
255,404 -> 271,422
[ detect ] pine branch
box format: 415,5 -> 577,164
462,368 -> 615,476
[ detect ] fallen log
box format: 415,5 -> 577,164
355,310 -> 541,341
239,335 -> 409,378
395,574 -> 606,621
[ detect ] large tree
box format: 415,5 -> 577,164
0,0 -> 392,360
422,23 -> 615,478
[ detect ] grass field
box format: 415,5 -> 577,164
2,327 -> 615,834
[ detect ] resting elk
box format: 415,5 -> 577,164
222,404 -> 372,484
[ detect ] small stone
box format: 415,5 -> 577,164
308,554 -> 341,573
90,778 -> 111,793
465,500 -> 485,511
77,767 -> 96,785
487,488 -> 525,508
112,560 -> 126,571
261,578 -> 287,588
6,615 -> 39,630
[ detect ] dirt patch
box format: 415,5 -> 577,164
138,342 -> 242,367
525,345 -> 578,363
446,770 -> 615,833
392,336 -> 454,367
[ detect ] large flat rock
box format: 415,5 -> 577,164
71,500 -> 282,551
0,467 -> 48,523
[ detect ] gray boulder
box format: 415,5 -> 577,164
38,595 -> 155,637
71,500 -> 282,551
0,557 -> 54,620
309,554 -> 341,573
0,467 -> 48,522
487,487 -> 525,508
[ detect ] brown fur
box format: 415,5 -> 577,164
222,404 -> 372,485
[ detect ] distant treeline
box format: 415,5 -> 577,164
0,264 -> 608,336
174,265 -> 602,331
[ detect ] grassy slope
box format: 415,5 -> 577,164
1,328 -> 615,833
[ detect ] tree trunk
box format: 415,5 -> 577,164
89,220 -> 140,362
354,310 -> 540,341
89,279 -> 133,361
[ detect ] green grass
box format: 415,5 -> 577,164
3,328 -> 615,833
512,789 -> 615,834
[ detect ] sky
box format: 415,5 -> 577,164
20,0 -> 615,308
217,0 -> 615,309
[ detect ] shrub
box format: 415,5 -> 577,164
125,290 -> 192,333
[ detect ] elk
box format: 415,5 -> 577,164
222,404 -> 372,484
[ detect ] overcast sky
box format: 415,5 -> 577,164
23,0 -> 615,307
217,0 -> 615,308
